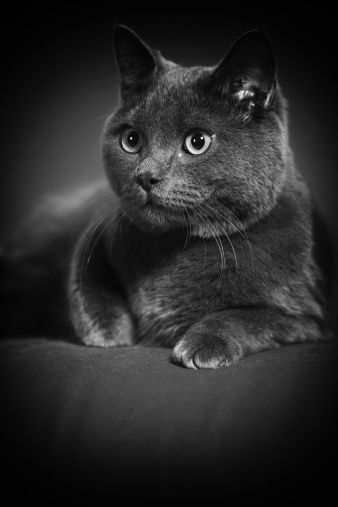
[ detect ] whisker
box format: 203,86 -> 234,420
207,204 -> 253,271
86,194 -> 117,206
70,204 -> 121,275
85,212 -> 118,270
57,205 -> 115,271
220,205 -> 254,270
178,207 -> 186,231
181,208 -> 190,249
78,207 -> 120,282
81,205 -> 120,255
186,208 -> 192,247
93,113 -> 110,124
199,204 -> 239,270
205,204 -> 245,240
194,205 -> 225,289
109,209 -> 125,256
126,209 -> 135,233
51,192 -> 114,249
190,207 -> 207,270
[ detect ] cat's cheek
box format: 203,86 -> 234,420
171,333 -> 243,370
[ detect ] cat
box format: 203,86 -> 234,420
1,25 -> 332,369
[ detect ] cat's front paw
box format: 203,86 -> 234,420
73,309 -> 134,348
172,334 -> 243,369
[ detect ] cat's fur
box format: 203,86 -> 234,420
1,26 -> 332,368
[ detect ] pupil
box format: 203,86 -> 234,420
191,133 -> 205,150
128,131 -> 139,147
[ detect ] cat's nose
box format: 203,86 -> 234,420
136,173 -> 162,192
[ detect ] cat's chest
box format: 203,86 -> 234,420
107,228 -> 241,345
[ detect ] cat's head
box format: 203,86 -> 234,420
102,25 -> 290,235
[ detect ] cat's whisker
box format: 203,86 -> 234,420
93,113 -> 110,124
126,209 -> 135,233
81,205 -> 121,256
73,204 -> 122,276
119,213 -> 126,236
43,191 -> 108,248
183,213 -> 190,249
180,207 -> 191,249
214,204 -> 254,271
186,208 -> 193,248
224,207 -> 253,247
50,211 -> 85,246
190,208 -> 207,270
194,205 -> 225,288
85,212 -> 118,271
201,204 -> 239,271
86,194 -> 117,206
171,199 -> 188,243
77,203 -> 122,283
205,204 -> 245,239
219,225 -> 238,271
109,209 -> 126,256
196,207 -> 229,282
177,207 -> 188,239
58,203 -> 121,271
73,191 -> 117,241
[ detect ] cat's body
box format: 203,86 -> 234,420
1,26 -> 332,368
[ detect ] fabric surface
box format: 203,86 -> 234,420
1,338 -> 337,501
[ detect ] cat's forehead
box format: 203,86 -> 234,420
148,66 -> 207,106
125,66 -> 217,133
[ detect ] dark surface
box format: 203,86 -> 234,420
1,337 -> 337,501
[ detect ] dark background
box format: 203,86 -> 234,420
1,5 -> 337,328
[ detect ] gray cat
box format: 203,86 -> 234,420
1,25 -> 332,368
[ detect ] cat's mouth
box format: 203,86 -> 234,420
142,193 -> 165,209
141,193 -> 197,216
128,189 -> 164,212
131,189 -> 203,225
136,192 -> 185,223
144,194 -> 154,206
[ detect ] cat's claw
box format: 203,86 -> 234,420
171,334 -> 243,370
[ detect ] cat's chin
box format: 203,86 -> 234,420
140,206 -> 183,233
121,198 -> 185,234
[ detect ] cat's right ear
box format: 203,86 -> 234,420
211,30 -> 276,109
113,25 -> 157,99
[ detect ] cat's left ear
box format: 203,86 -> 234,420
213,30 -> 276,108
113,25 -> 158,98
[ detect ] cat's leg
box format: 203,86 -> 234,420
68,229 -> 133,347
172,307 -> 327,369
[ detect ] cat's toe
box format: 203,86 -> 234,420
171,335 -> 243,370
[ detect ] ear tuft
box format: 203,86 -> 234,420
113,25 -> 158,98
213,30 -> 276,109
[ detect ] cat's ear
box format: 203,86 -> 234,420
113,25 -> 158,98
213,30 -> 276,108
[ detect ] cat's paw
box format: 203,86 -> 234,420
172,334 -> 243,369
75,312 -> 134,347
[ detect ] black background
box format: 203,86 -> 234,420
1,4 -> 337,326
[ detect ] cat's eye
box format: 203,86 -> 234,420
183,131 -> 212,155
121,128 -> 143,153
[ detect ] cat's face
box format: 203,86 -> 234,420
102,26 -> 289,235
